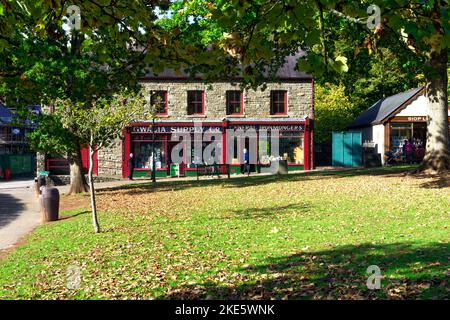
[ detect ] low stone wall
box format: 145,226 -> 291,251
48,175 -> 121,186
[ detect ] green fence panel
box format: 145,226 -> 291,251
0,153 -> 36,177
332,132 -> 344,166
332,132 -> 362,167
352,132 -> 363,167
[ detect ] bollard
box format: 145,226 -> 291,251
34,177 -> 39,198
35,176 -> 46,198
40,186 -> 60,222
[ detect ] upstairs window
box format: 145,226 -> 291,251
226,90 -> 243,115
150,90 -> 168,115
187,90 -> 204,115
270,90 -> 287,115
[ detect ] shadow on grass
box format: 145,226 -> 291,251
58,210 -> 89,221
230,203 -> 309,219
98,165 -> 421,197
416,174 -> 450,189
157,242 -> 449,300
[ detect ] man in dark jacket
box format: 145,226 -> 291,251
242,148 -> 250,176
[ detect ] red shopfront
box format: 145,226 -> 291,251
123,119 -> 313,178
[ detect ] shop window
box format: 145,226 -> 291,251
187,90 -> 204,115
279,132 -> 304,164
258,131 -> 303,164
187,138 -> 220,167
133,141 -> 167,169
150,91 -> 168,115
226,90 -> 243,115
390,123 -> 427,153
270,90 -> 287,115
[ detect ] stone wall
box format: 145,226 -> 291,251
140,80 -> 313,120
36,152 -> 45,176
48,174 -> 120,186
97,140 -> 123,177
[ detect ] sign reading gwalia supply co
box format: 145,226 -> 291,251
131,124 -> 305,134
131,126 -> 223,134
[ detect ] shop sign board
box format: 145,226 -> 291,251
132,126 -> 223,134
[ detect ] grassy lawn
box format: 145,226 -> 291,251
0,166 -> 448,299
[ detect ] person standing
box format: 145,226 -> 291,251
405,139 -> 414,164
242,148 -> 250,175
128,153 -> 135,180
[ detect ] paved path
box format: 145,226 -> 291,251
0,179 -> 41,251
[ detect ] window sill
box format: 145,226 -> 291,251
187,115 -> 207,118
226,114 -> 245,118
269,114 -> 290,118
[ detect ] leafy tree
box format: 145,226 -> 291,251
159,1 -> 424,141
0,0 -> 177,193
313,14 -> 425,112
200,0 -> 450,172
55,92 -> 146,232
314,83 -> 356,144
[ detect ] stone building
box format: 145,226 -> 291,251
95,54 -> 315,179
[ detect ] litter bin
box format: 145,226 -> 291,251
40,186 -> 60,222
170,163 -> 180,177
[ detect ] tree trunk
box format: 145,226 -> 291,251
89,145 -> 100,233
67,146 -> 89,194
420,49 -> 450,173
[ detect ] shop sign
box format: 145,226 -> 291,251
407,116 -> 427,122
132,126 -> 223,134
230,124 -> 305,132
391,116 -> 428,122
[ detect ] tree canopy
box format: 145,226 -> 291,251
159,0 -> 449,171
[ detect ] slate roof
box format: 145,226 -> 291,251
0,104 -> 41,126
0,103 -> 14,124
347,87 -> 425,128
143,50 -> 312,81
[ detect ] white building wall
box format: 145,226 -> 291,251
397,94 -> 450,117
372,124 -> 385,162
396,95 -> 427,117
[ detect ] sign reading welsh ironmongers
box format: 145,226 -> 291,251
230,124 -> 305,132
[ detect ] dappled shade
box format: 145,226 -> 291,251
158,242 -> 449,300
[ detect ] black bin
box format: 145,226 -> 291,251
40,186 -> 60,222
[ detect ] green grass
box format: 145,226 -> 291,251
0,165 -> 449,299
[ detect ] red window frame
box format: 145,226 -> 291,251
226,90 -> 244,115
187,90 -> 205,115
270,90 -> 287,115
150,90 -> 168,115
